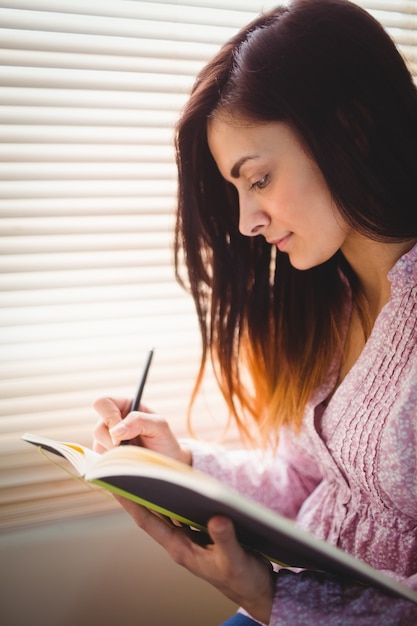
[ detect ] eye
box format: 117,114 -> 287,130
250,174 -> 270,191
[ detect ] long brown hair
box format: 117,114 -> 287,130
174,0 -> 417,445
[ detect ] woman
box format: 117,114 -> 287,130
93,0 -> 417,623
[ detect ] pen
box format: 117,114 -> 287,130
131,348 -> 154,412
121,348 -> 154,445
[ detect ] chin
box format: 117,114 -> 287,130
288,253 -> 330,271
287,257 -> 314,271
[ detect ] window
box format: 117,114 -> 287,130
1,0 -> 416,530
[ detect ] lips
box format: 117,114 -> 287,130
268,233 -> 292,251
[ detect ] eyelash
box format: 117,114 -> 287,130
250,174 -> 270,191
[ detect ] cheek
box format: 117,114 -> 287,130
267,183 -> 300,219
278,173 -> 323,216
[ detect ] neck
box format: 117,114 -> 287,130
341,236 -> 416,321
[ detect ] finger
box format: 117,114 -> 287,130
207,516 -> 272,576
205,516 -> 254,583
115,495 -> 211,570
111,414 -> 192,465
206,516 -> 275,615
94,397 -> 151,419
207,516 -> 241,555
93,396 -> 131,423
116,496 -> 188,549
93,441 -> 108,454
92,417 -> 115,452
109,412 -> 172,451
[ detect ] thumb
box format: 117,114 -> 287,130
207,516 -> 239,551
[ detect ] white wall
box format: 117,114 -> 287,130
0,510 -> 236,626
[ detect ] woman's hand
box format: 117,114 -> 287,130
92,396 -> 191,465
93,397 -> 274,622
116,496 -> 275,624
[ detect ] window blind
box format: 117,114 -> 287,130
1,0 -> 416,531
0,0 -> 280,531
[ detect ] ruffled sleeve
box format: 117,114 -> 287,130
184,426 -> 322,521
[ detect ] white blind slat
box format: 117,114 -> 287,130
0,106 -> 181,127
0,29 -> 219,66
0,197 -> 176,217
0,8 -> 239,44
0,161 -> 176,180
0,125 -> 174,144
0,49 -> 205,76
0,86 -> 188,110
0,179 -> 177,198
1,0 -> 265,29
0,146 -> 175,165
0,66 -> 195,92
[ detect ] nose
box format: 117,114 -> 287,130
238,195 -> 270,237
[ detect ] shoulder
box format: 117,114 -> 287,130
388,242 -> 417,298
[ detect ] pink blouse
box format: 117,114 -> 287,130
188,243 -> 417,624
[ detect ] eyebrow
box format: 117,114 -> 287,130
230,155 -> 258,179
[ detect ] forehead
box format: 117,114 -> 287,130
207,116 -> 278,147
207,117 -> 299,178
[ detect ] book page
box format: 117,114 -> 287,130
22,433 -> 100,476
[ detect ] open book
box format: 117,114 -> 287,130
22,432 -> 417,605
